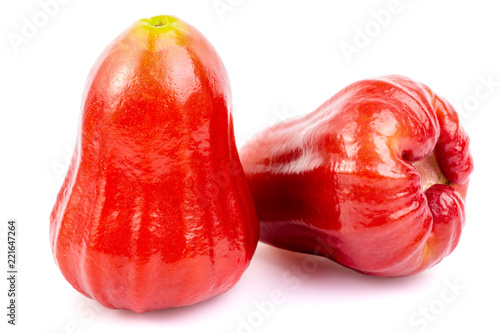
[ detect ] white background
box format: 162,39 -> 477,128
1,0 -> 500,332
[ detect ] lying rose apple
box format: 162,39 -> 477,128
240,75 -> 473,276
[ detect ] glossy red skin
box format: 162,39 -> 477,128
240,75 -> 472,277
50,16 -> 258,313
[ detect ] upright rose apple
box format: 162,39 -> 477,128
240,75 -> 473,276
50,15 -> 258,312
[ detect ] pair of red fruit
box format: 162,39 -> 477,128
50,15 -> 473,313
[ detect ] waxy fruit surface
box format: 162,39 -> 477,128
241,75 -> 472,276
50,15 -> 258,312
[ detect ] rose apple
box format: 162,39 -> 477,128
240,75 -> 473,276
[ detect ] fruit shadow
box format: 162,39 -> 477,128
101,243 -> 434,323
254,242 -> 434,299
104,290 -> 228,323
